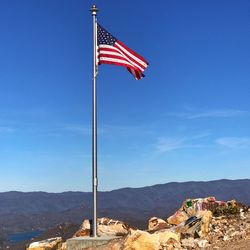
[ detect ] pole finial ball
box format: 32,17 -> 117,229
90,4 -> 98,15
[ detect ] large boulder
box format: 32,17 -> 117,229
74,217 -> 130,237
123,229 -> 180,250
74,219 -> 91,237
148,217 -> 169,232
198,210 -> 213,237
124,230 -> 161,250
27,237 -> 62,250
167,210 -> 189,225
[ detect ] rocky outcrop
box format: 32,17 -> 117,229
26,197 -> 250,250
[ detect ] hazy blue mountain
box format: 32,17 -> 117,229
1,179 -> 250,234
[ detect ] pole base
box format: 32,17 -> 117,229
66,236 -> 121,250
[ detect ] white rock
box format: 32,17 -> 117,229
181,238 -> 196,248
240,212 -> 246,219
223,235 -> 230,241
197,239 -> 208,248
230,231 -> 240,237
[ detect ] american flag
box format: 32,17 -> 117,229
97,23 -> 149,80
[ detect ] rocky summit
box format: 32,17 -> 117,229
26,196 -> 250,250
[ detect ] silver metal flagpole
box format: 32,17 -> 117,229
90,4 -> 98,238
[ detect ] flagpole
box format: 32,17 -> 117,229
90,4 -> 98,238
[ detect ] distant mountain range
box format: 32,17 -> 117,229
1,179 -> 250,239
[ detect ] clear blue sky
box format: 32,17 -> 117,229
0,0 -> 249,192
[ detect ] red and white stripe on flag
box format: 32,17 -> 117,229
98,41 -> 148,80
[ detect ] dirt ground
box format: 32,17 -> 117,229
209,238 -> 250,250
